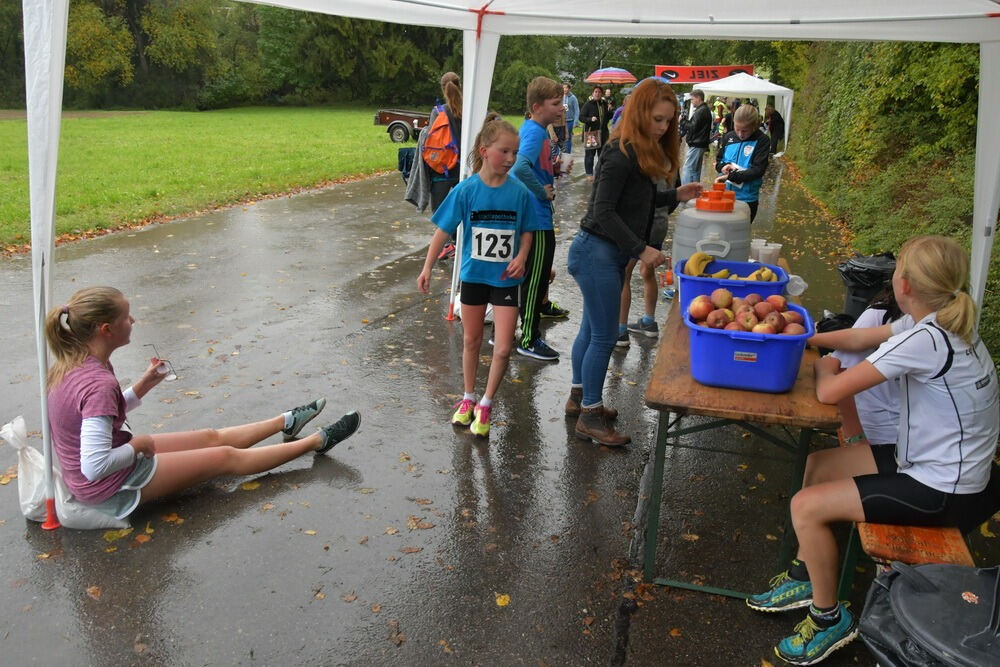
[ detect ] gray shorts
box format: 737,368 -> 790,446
90,455 -> 158,520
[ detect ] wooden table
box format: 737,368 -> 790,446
642,300 -> 840,598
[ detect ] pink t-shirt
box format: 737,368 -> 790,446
48,356 -> 134,503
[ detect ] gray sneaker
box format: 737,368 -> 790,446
282,398 -> 327,441
627,319 -> 659,338
615,331 -> 630,348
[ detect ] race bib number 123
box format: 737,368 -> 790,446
471,227 -> 514,262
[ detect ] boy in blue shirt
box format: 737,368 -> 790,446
512,76 -> 566,361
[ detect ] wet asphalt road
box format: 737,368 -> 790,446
2,151 -> 977,666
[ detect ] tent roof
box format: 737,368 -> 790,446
694,73 -> 792,97
248,1 -> 1000,42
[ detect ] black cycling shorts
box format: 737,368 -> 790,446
460,281 -> 520,308
854,446 -> 1000,533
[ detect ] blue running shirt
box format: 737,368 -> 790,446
432,174 -> 541,287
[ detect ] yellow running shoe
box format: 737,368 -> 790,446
470,404 -> 491,437
451,398 -> 476,426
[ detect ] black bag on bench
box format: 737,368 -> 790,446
859,561 -> 1000,666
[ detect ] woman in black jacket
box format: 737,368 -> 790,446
579,86 -> 612,181
567,78 -> 702,446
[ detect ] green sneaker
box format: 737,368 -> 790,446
282,398 -> 326,441
451,398 -> 476,426
470,404 -> 491,437
775,605 -> 858,665
747,571 -> 813,612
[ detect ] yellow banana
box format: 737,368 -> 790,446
760,267 -> 774,281
684,252 -> 712,277
711,268 -> 730,279
746,268 -> 763,281
770,272 -> 779,281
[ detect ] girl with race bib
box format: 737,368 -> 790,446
417,117 -> 540,438
747,235 -> 1000,665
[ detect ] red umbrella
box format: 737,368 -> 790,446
584,67 -> 637,85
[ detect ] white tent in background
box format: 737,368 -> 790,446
19,1 -> 1000,526
693,72 -> 794,154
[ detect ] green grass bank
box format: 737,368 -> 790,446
0,106 -> 401,247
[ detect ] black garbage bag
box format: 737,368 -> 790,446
814,312 -> 856,356
859,562 -> 1000,667
838,253 -> 896,319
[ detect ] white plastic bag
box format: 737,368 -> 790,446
1,416 -> 129,530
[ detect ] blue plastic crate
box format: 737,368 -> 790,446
684,303 -> 815,393
677,258 -> 788,315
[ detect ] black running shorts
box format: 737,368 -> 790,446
854,446 -> 1000,533
460,281 -> 520,308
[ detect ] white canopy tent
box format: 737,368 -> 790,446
20,1 -> 1000,525
693,72 -> 794,154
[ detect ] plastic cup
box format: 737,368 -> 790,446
759,243 -> 782,265
786,274 -> 809,296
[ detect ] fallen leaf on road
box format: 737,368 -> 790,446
980,522 -> 996,538
583,616 -> 595,626
670,628 -> 682,637
359,488 -> 375,494
401,546 -> 423,554
162,513 -> 184,525
144,522 -> 155,534
413,498 -> 433,505
304,530 -> 317,536
371,604 -> 382,613
261,502 -> 275,512
104,546 -> 117,553
385,526 -> 398,535
133,534 -> 151,545
315,591 -> 326,600
761,659 -> 775,667
765,534 -> 778,541
737,463 -> 749,470
387,620 -> 405,646
495,593 -> 510,607
399,452 -> 411,462
86,586 -> 102,600
438,639 -> 453,654
103,527 -> 134,542
342,592 -> 357,603
681,533 -> 700,541
240,480 -> 261,491
359,536 -> 369,544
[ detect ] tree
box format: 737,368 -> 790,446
65,1 -> 134,93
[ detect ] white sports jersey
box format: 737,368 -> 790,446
833,309 -> 904,444
868,313 -> 999,494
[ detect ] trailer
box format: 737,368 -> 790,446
373,109 -> 430,143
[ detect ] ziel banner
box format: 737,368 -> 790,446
654,65 -> 754,83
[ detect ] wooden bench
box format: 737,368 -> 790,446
836,429 -> 974,599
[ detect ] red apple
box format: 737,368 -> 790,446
766,294 -> 788,312
752,322 -> 777,334
753,301 -> 775,319
782,323 -> 807,335
745,293 -> 763,306
688,296 -> 713,321
732,297 -> 746,312
782,310 -> 804,325
695,320 -> 708,328
724,321 -> 742,331
710,288 -> 733,309
736,310 -> 758,331
764,311 -> 786,333
721,308 -> 735,322
706,309 -> 729,329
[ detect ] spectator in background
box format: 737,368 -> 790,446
715,104 -> 771,221
562,83 -> 580,154
580,86 -> 612,182
681,90 -> 712,184
604,88 -> 615,108
765,104 -> 785,154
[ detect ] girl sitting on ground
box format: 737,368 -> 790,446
46,286 -> 361,521
417,115 -> 539,438
747,235 -> 1000,665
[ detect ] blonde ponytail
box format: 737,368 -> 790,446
468,112 -> 512,173
45,286 -> 124,388
896,235 -> 976,343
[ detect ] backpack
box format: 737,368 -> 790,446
422,105 -> 459,176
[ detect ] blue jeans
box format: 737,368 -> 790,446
568,231 -> 630,406
682,145 -> 706,184
565,121 -> 575,154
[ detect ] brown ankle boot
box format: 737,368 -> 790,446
565,388 -> 618,420
574,406 -> 630,447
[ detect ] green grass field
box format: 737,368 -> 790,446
0,106 -> 404,248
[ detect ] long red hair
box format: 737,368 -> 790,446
608,78 -> 678,183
